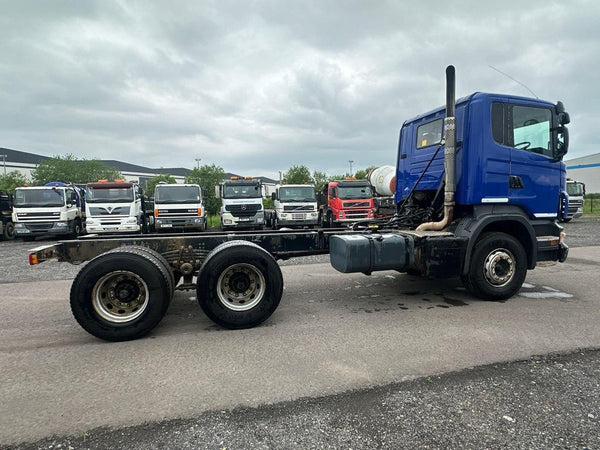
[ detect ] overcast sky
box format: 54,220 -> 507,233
1,0 -> 598,179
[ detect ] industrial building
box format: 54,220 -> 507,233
566,153 -> 600,193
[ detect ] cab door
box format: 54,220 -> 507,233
507,100 -> 562,218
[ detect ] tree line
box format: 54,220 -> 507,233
0,155 -> 376,216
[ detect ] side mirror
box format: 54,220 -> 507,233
553,126 -> 569,162
271,192 -> 276,201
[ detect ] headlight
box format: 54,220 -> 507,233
125,217 -> 138,224
339,211 -> 343,218
52,221 -> 68,228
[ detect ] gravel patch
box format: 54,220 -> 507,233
11,349 -> 600,449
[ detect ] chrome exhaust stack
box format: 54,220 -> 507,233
417,65 -> 456,232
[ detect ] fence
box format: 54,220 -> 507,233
584,194 -> 600,214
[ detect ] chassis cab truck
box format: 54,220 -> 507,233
85,180 -> 149,233
563,179 -> 585,221
29,66 -> 570,342
217,177 -> 265,230
0,190 -> 16,240
318,179 -> 375,227
13,182 -> 84,240
267,184 -> 319,229
154,183 -> 206,231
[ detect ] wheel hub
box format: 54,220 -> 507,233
217,263 -> 266,312
92,271 -> 149,323
484,249 -> 514,287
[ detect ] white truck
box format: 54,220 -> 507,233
85,180 -> 150,233
266,184 -> 318,229
217,177 -> 265,230
12,182 -> 84,240
154,183 -> 206,232
564,179 -> 585,221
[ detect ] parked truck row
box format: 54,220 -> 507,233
28,66 -> 572,343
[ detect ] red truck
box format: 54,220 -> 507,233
318,179 -> 375,227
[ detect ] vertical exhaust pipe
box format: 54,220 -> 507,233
416,65 -> 456,231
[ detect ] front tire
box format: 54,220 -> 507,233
70,249 -> 172,341
2,221 -> 15,240
196,240 -> 283,329
463,232 -> 527,301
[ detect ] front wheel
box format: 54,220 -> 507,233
463,232 -> 527,301
71,219 -> 82,237
2,221 -> 15,240
197,240 -> 283,329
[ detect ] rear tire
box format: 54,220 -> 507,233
463,232 -> 527,301
197,240 -> 283,329
70,249 -> 172,341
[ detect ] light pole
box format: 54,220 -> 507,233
195,158 -> 201,169
278,171 -> 282,184
1,154 -> 7,177
348,160 -> 354,177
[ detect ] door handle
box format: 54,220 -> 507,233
509,175 -> 524,189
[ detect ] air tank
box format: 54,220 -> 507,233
367,166 -> 396,196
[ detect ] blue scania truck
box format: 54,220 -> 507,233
29,66 -> 570,341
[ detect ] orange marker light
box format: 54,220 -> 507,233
29,254 -> 38,265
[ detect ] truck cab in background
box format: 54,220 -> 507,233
217,177 -> 265,230
154,183 -> 206,231
85,180 -> 150,234
563,179 -> 585,221
267,184 -> 318,229
0,190 -> 15,240
12,182 -> 84,240
318,180 -> 375,227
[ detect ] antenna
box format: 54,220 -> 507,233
488,65 -> 538,99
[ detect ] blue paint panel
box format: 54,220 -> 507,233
396,92 -> 567,218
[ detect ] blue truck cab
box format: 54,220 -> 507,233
396,92 -> 569,220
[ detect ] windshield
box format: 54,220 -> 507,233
223,183 -> 261,199
86,187 -> 134,203
338,185 -> 372,199
14,188 -> 65,207
279,186 -> 316,202
155,186 -> 201,204
567,182 -> 584,196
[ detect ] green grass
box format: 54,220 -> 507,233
583,194 -> 600,214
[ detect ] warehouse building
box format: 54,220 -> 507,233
566,153 -> 600,194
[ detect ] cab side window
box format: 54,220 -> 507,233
416,118 -> 443,149
491,102 -> 552,158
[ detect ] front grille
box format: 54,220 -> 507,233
283,205 -> 314,212
26,223 -> 54,231
342,201 -> 371,208
16,212 -> 60,222
225,204 -> 261,218
291,213 -> 305,220
156,208 -> 198,216
88,206 -> 129,216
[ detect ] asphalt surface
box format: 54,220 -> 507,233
1,216 -> 599,448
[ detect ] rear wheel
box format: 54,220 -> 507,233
463,232 -> 527,301
70,249 -> 172,341
197,240 -> 283,329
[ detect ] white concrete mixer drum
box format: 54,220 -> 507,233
368,166 -> 396,197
